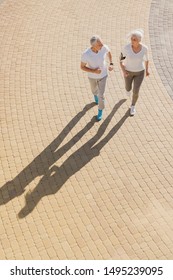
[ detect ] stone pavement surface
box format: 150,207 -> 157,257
150,0 -> 173,101
0,0 -> 173,260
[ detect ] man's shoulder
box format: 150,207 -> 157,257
81,48 -> 92,62
82,47 -> 91,56
102,44 -> 110,52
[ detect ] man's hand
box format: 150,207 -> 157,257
95,68 -> 101,74
108,65 -> 114,71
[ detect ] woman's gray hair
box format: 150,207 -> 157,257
127,29 -> 144,41
90,35 -> 102,46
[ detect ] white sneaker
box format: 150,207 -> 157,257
126,90 -> 131,97
130,105 -> 136,116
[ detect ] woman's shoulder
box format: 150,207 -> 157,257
141,44 -> 148,51
124,43 -> 131,50
124,43 -> 131,52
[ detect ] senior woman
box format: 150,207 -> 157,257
120,29 -> 149,116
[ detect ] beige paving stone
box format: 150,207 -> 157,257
0,0 -> 173,260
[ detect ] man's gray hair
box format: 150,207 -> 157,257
90,35 -> 102,46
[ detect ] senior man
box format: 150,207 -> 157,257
81,35 -> 113,121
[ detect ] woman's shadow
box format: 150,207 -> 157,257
18,99 -> 129,218
0,99 -> 128,217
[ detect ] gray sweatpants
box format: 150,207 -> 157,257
125,70 -> 145,94
125,70 -> 145,106
88,75 -> 107,110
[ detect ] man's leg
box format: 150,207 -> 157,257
88,78 -> 99,104
98,75 -> 107,110
96,76 -> 107,120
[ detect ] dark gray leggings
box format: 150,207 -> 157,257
125,70 -> 145,94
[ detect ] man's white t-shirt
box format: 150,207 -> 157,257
121,43 -> 148,72
81,44 -> 110,79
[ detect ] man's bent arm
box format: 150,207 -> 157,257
80,62 -> 100,73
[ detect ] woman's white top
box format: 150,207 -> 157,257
81,44 -> 110,79
121,43 -> 149,72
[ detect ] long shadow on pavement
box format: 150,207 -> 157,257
0,102 -> 96,205
18,99 -> 129,218
0,99 -> 128,217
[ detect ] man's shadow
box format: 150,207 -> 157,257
18,99 -> 129,218
0,102 -> 97,205
0,99 -> 128,217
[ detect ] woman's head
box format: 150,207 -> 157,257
128,29 -> 144,46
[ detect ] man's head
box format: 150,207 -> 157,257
90,35 -> 103,51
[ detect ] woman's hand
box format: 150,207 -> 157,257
146,70 -> 150,77
123,70 -> 129,77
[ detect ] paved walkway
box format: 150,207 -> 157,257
150,0 -> 173,101
0,0 -> 173,259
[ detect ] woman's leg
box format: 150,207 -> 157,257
132,70 -> 145,106
125,72 -> 133,93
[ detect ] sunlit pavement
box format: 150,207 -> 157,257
0,0 -> 173,259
